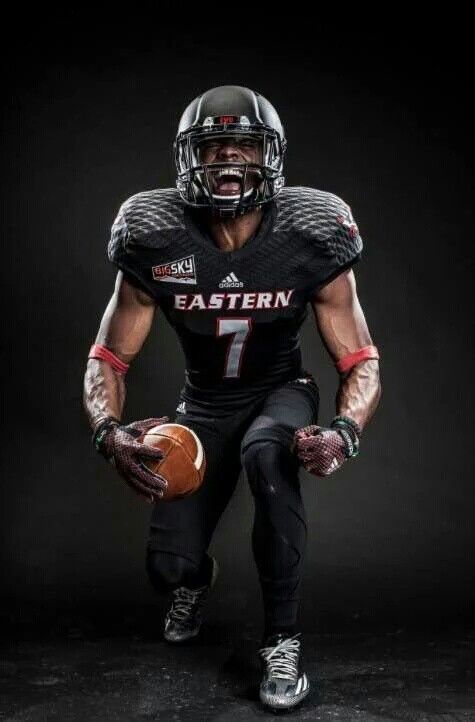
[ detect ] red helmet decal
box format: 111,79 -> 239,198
219,115 -> 237,124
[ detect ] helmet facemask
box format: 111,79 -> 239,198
174,119 -> 286,218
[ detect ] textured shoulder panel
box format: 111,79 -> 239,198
275,186 -> 363,266
108,188 -> 185,262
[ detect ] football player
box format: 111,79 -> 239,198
83,85 -> 381,712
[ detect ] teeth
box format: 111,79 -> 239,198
216,168 -> 244,179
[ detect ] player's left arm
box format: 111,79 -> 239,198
312,267 -> 381,429
294,268 -> 381,476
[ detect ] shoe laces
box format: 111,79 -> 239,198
259,633 -> 301,680
168,584 -> 209,624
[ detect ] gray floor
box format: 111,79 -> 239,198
1,621 -> 474,721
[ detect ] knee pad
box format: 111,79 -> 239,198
241,431 -> 298,499
240,425 -> 293,466
146,548 -> 199,593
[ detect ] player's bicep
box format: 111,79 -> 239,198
94,271 -> 157,363
310,268 -> 373,362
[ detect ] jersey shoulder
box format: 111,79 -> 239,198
108,187 -> 185,263
275,185 -> 363,264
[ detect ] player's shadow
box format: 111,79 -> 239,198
194,622 -> 259,703
217,644 -> 260,704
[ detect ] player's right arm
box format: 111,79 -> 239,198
84,271 -> 156,431
83,271 -> 169,503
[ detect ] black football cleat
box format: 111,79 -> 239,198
258,631 -> 310,710
163,556 -> 219,643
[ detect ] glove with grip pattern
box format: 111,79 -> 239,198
293,416 -> 361,477
94,417 -> 170,503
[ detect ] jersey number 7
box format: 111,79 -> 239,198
216,318 -> 253,378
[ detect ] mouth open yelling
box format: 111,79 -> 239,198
213,167 -> 245,195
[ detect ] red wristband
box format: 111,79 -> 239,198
88,344 -> 130,375
336,345 -> 379,374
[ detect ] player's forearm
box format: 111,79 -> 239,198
335,359 -> 381,431
83,359 -> 126,432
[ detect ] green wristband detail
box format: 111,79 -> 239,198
92,418 -> 120,458
332,415 -> 361,436
331,415 -> 361,458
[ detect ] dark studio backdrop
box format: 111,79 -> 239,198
1,8 -> 473,636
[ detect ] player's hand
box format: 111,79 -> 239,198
97,417 -> 170,503
293,417 -> 361,477
293,425 -> 347,476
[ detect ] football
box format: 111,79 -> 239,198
140,423 -> 206,501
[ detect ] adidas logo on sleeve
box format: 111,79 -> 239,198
219,272 -> 244,289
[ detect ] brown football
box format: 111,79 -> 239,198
140,423 -> 206,501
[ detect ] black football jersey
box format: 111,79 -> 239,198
108,187 -> 363,402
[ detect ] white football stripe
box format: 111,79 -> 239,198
164,423 -> 204,469
296,677 -> 302,694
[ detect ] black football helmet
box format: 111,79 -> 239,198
174,85 -> 287,218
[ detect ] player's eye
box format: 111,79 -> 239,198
199,141 -> 220,153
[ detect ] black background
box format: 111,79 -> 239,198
1,7 -> 473,634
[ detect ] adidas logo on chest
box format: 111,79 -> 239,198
219,272 -> 244,289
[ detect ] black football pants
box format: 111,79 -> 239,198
146,373 -> 319,638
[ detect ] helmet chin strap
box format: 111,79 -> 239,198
213,205 -> 255,219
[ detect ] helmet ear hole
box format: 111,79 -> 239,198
174,85 -> 286,214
